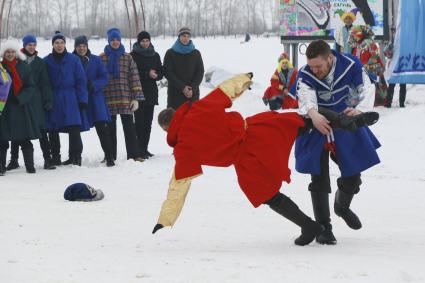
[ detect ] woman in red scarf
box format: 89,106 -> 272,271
0,41 -> 38,175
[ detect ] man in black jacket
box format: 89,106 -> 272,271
163,27 -> 204,110
131,31 -> 163,159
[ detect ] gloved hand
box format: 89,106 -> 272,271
218,73 -> 253,100
79,102 -> 88,110
130,100 -> 139,112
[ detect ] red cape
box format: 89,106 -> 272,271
167,88 -> 305,207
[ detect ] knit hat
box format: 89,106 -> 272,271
52,31 -> 66,45
74,35 -> 88,47
178,27 -> 191,37
64,183 -> 105,201
137,31 -> 151,42
22,34 -> 37,48
107,28 -> 121,44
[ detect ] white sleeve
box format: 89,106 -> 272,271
355,69 -> 375,112
297,80 -> 318,116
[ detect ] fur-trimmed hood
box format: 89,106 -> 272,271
0,40 -> 26,61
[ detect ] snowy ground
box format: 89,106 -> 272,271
1,36 -> 425,283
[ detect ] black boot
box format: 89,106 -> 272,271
22,148 -> 36,174
43,158 -> 57,170
334,189 -> 362,230
6,158 -> 20,171
266,193 -> 322,246
51,154 -> 61,166
62,157 -> 73,165
0,149 -> 6,176
318,107 -> 379,132
72,156 -> 82,166
311,192 -> 337,245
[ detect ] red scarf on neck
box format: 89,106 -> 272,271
1,58 -> 22,96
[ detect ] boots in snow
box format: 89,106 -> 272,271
334,189 -> 362,230
311,192 -> 337,245
6,159 -> 20,171
266,193 -> 323,246
22,148 -> 36,174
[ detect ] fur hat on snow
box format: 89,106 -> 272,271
0,40 -> 26,61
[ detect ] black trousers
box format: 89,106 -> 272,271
50,126 -> 83,159
94,121 -> 113,159
0,140 -> 33,165
386,83 -> 406,107
10,129 -> 51,161
134,102 -> 155,155
109,114 -> 140,160
308,150 -> 361,194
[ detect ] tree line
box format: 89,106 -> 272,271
0,0 -> 280,39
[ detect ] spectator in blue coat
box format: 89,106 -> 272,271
73,35 -> 115,167
44,31 -> 88,166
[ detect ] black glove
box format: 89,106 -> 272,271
87,80 -> 94,93
79,102 -> 88,110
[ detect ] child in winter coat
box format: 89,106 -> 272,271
263,53 -> 298,110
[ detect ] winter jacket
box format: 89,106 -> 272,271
100,52 -> 144,115
26,55 -> 53,130
79,53 -> 111,126
0,60 -> 40,141
163,48 -> 204,109
131,43 -> 163,105
44,52 -> 89,131
294,51 -> 381,177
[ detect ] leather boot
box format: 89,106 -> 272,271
22,148 -> 36,173
334,189 -> 362,230
266,193 -> 322,246
6,158 -> 20,171
0,148 -> 6,176
311,192 -> 337,245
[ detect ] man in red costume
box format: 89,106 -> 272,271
152,73 -> 378,246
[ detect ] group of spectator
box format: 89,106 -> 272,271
0,26 -> 204,176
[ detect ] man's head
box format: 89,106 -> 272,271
74,35 -> 88,56
158,108 -> 175,132
52,31 -> 66,53
178,27 -> 191,45
22,34 -> 37,54
306,40 -> 333,80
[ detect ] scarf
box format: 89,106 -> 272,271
73,49 -> 91,67
171,39 -> 195,54
1,58 -> 23,96
52,49 -> 67,64
132,42 -> 156,57
104,44 -> 125,78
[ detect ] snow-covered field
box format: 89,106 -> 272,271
1,36 -> 425,283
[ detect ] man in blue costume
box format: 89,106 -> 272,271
294,40 -> 381,245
